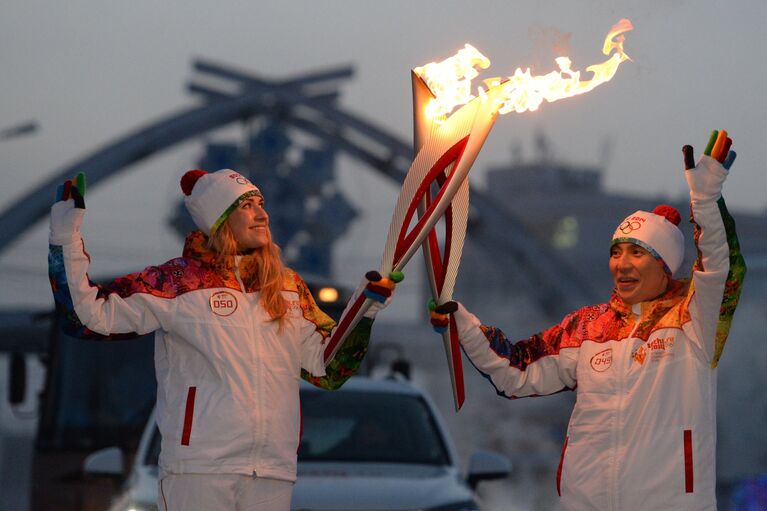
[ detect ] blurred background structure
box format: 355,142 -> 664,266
1,2 -> 767,510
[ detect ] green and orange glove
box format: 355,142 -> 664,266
361,270 -> 404,319
55,172 -> 87,208
50,172 -> 87,244
428,300 -> 458,333
682,129 -> 735,202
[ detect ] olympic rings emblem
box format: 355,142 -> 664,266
619,220 -> 642,234
228,173 -> 252,186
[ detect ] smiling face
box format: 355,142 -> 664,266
609,242 -> 669,305
226,196 -> 270,252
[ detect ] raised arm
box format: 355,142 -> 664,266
48,174 -> 175,339
681,130 -> 746,367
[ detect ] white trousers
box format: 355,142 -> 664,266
158,473 -> 293,511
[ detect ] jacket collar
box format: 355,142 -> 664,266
181,231 -> 292,293
182,231 -> 218,266
609,278 -> 689,320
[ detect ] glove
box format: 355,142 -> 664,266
682,129 -> 735,203
362,270 -> 404,319
50,173 -> 87,244
428,300 -> 458,333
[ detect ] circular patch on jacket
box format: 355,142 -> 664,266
209,291 -> 238,316
590,348 -> 613,372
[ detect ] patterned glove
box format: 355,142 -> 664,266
362,270 -> 404,319
682,129 -> 735,203
50,172 -> 87,244
428,300 -> 458,333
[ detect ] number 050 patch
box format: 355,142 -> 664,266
209,291 -> 238,316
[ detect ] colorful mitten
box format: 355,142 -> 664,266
683,130 -> 734,202
362,270 -> 404,319
50,172 -> 87,244
428,300 -> 458,333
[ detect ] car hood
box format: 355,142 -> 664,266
292,462 -> 474,510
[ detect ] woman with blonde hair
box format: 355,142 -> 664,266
49,168 -> 399,510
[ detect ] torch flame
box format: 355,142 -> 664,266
413,44 -> 490,120
415,19 -> 633,119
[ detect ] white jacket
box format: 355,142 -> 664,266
48,230 -> 372,482
455,177 -> 745,509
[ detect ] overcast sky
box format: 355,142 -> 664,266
2,0 -> 766,309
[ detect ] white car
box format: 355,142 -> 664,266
86,377 -> 511,511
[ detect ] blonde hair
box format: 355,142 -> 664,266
207,221 -> 288,321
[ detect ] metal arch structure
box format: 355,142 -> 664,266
0,59 -> 599,317
0,63 -> 356,248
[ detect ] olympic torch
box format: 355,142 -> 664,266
324,20 -> 634,393
322,81 -> 502,366
413,69 -> 484,412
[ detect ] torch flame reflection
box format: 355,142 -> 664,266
415,18 -> 633,120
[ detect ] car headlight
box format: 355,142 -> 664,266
110,501 -> 157,511
125,505 -> 157,511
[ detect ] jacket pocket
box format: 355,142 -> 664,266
557,436 -> 569,496
683,429 -> 694,493
181,386 -> 197,446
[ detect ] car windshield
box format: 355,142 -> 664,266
145,387 -> 451,466
297,389 -> 450,465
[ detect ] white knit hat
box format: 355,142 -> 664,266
180,169 -> 262,236
611,205 -> 685,275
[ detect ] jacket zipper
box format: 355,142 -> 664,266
234,263 -> 263,476
614,307 -> 642,510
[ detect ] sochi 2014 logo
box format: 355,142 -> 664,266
619,216 -> 645,234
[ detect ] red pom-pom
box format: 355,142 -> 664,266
180,169 -> 207,196
652,204 -> 681,226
